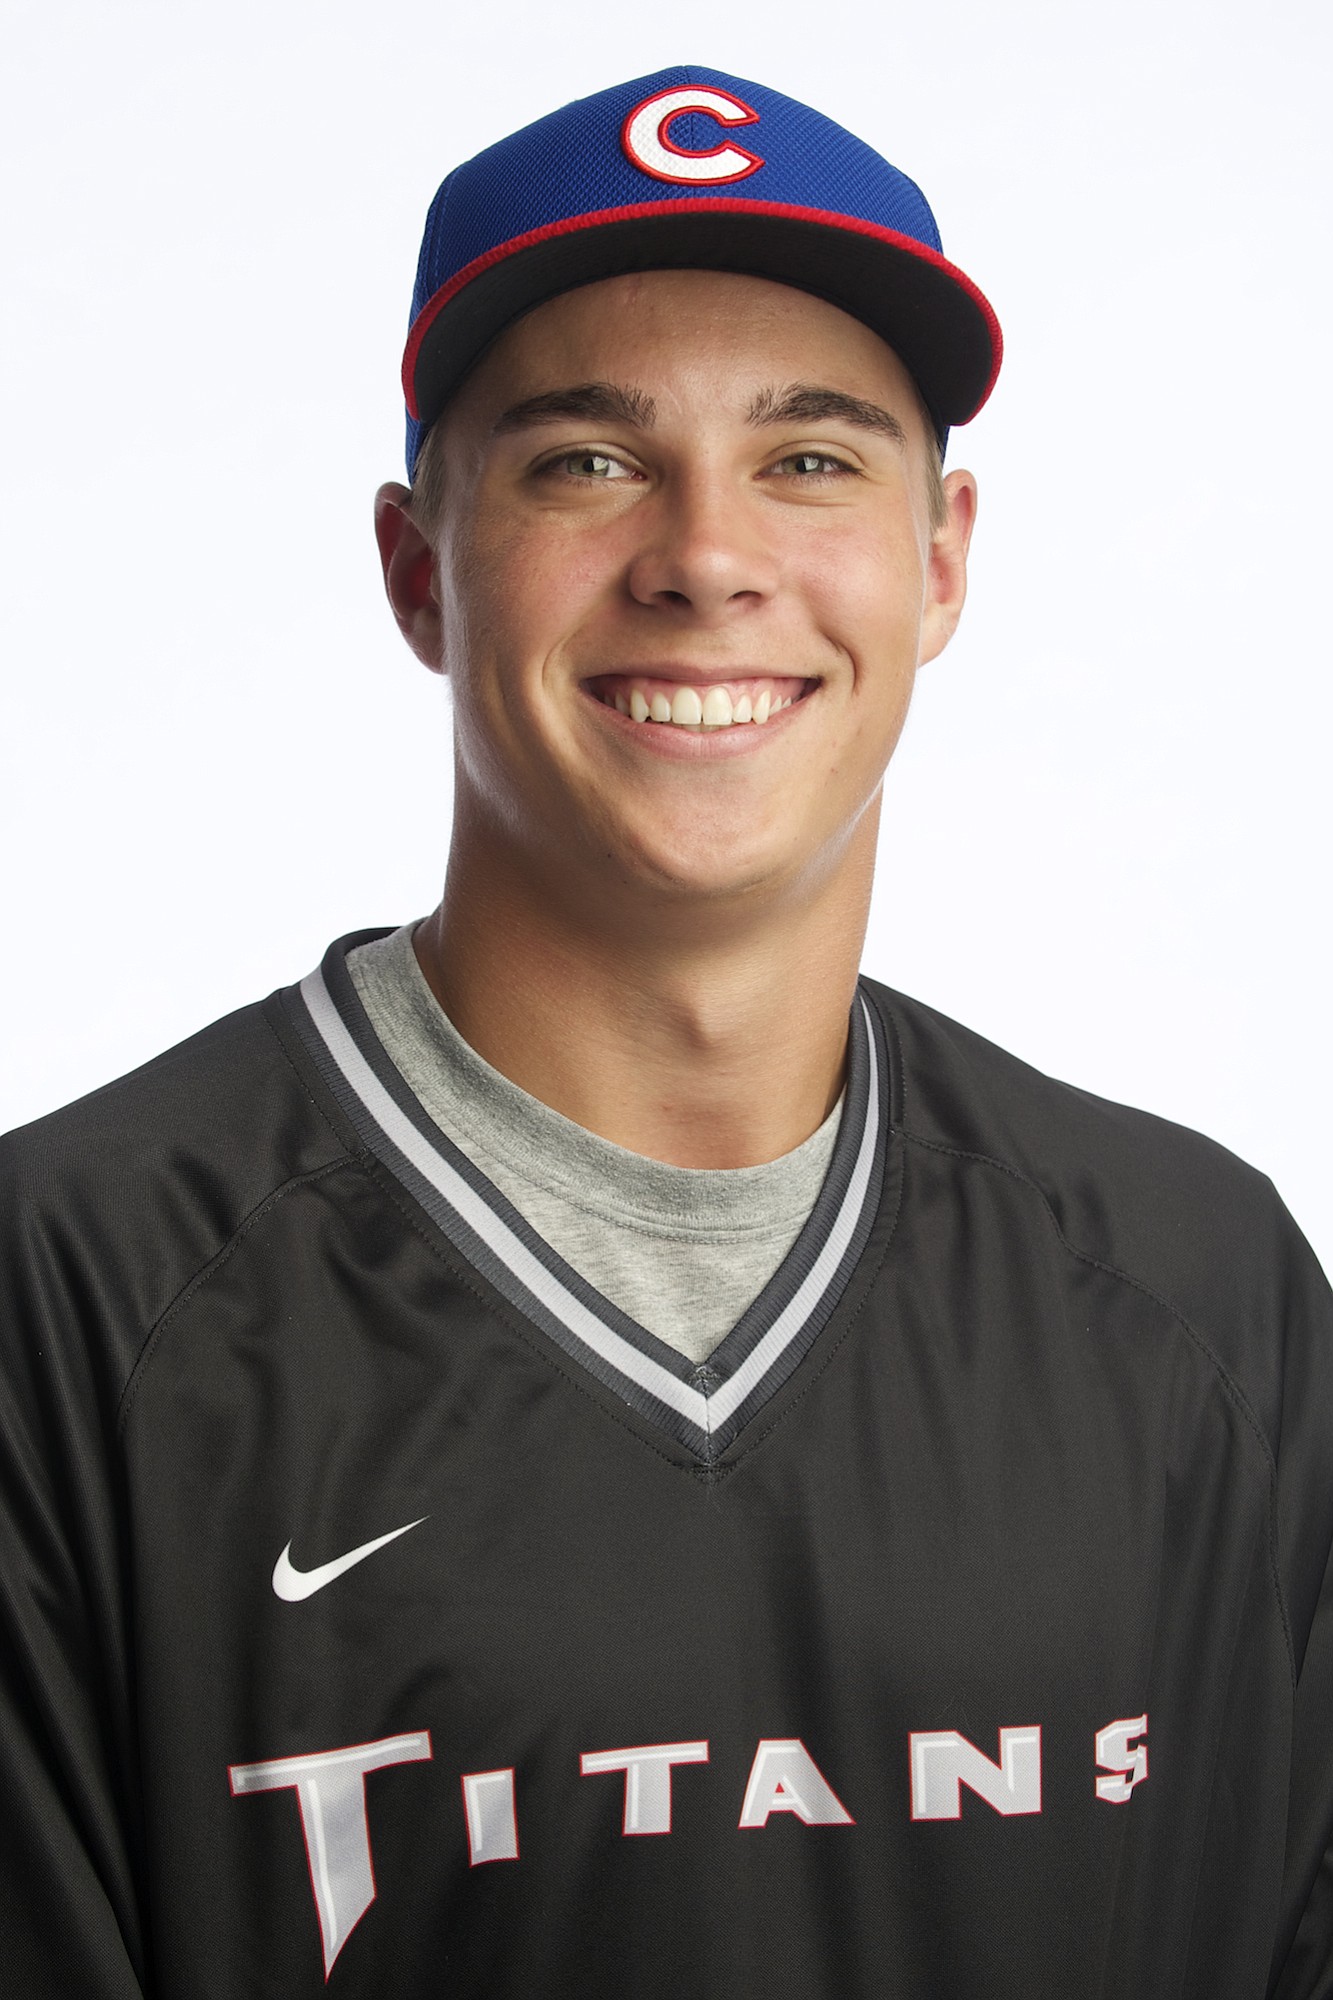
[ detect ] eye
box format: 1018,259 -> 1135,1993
543,449 -> 636,481
770,450 -> 856,478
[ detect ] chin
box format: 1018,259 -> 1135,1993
606,825 -> 801,906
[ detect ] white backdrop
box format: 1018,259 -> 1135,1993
3,0 -> 1330,1272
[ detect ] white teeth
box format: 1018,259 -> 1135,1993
609,681 -> 803,726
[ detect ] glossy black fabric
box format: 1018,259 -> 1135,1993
1,953 -> 1330,1998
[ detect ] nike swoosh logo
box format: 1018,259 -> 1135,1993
272,1517 -> 428,1602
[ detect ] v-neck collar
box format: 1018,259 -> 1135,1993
286,936 -> 891,1464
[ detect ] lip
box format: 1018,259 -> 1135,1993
584,664 -> 812,689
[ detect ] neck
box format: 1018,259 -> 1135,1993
414,814 -> 878,1169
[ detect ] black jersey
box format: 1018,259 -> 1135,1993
2,933 -> 1331,1999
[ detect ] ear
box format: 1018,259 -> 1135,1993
374,482 -> 445,674
918,468 -> 978,667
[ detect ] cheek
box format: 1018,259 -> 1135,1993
446,515 -> 615,685
797,526 -> 927,665
438,519 -> 614,813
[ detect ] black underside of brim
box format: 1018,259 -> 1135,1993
412,210 -> 996,447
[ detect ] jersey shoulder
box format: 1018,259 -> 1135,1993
0,991 -> 354,1396
866,977 -> 1330,1454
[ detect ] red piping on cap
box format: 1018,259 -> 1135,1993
401,197 -> 1002,422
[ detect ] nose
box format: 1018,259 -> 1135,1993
625,471 -> 779,621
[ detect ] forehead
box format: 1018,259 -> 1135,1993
445,268 -> 926,431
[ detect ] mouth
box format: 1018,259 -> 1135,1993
584,673 -> 816,730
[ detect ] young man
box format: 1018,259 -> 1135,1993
1,66 -> 1330,1999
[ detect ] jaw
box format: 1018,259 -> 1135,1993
449,651 -> 899,918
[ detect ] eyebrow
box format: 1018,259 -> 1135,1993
491,382 -> 657,435
747,383 -> 907,445
487,378 -> 907,446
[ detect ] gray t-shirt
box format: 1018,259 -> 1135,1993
347,924 -> 842,1365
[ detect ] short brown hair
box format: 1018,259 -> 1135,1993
407,417 -> 449,535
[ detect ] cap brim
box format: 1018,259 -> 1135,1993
404,200 -> 1001,451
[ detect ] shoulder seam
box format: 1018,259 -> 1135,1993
897,1122 -> 1295,1688
116,1157 -> 355,1436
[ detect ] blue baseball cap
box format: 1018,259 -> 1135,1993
402,65 -> 1002,476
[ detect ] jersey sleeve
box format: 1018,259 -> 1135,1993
0,1144 -> 147,1997
1267,1206 -> 1333,2000
1271,1543 -> 1333,1998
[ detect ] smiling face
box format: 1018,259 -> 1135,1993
381,268 -> 975,927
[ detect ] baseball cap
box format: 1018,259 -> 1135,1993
402,65 -> 1001,476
